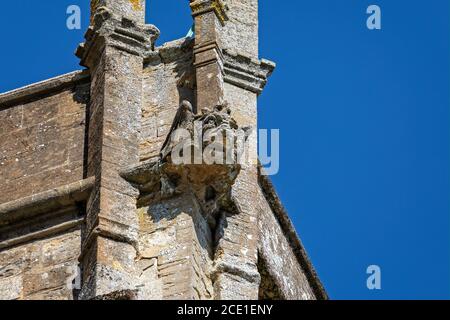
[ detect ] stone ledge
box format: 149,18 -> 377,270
0,177 -> 95,227
144,37 -> 194,66
212,260 -> 261,284
223,50 -> 276,95
76,8 -> 159,68
121,159 -> 160,186
93,289 -> 138,300
0,70 -> 90,109
258,167 -> 329,300
0,217 -> 83,250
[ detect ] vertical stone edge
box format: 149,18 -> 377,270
76,2 -> 159,299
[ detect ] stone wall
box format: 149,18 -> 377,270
0,73 -> 89,300
137,194 -> 213,300
220,0 -> 258,58
0,80 -> 89,204
140,39 -> 195,162
257,189 -> 316,300
0,224 -> 81,300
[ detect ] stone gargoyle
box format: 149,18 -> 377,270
122,100 -> 252,227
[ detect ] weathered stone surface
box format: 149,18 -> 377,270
0,230 -> 81,300
141,38 -> 195,161
0,71 -> 89,108
91,0 -> 146,23
223,50 -> 275,95
0,83 -> 88,204
77,2 -> 159,300
0,275 -> 22,300
219,0 -> 259,58
258,256 -> 283,300
0,178 -> 94,227
137,194 -> 214,300
190,1 -> 226,112
257,186 -> 316,300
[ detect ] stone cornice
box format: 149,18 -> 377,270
0,178 -> 94,250
190,0 -> 229,26
193,40 -> 225,70
144,37 -> 195,65
0,177 -> 95,227
0,70 -> 90,109
0,215 -> 84,250
76,7 -> 159,67
222,50 -> 276,95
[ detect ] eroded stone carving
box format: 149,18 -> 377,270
160,100 -> 195,161
123,100 -> 251,227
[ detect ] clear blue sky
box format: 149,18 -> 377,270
1,0 -> 449,300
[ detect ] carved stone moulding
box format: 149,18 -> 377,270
76,7 -> 160,67
90,0 -> 145,24
190,0 -> 229,26
122,160 -> 240,227
0,177 -> 95,250
223,50 -> 276,95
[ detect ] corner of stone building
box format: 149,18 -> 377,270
0,0 -> 327,301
